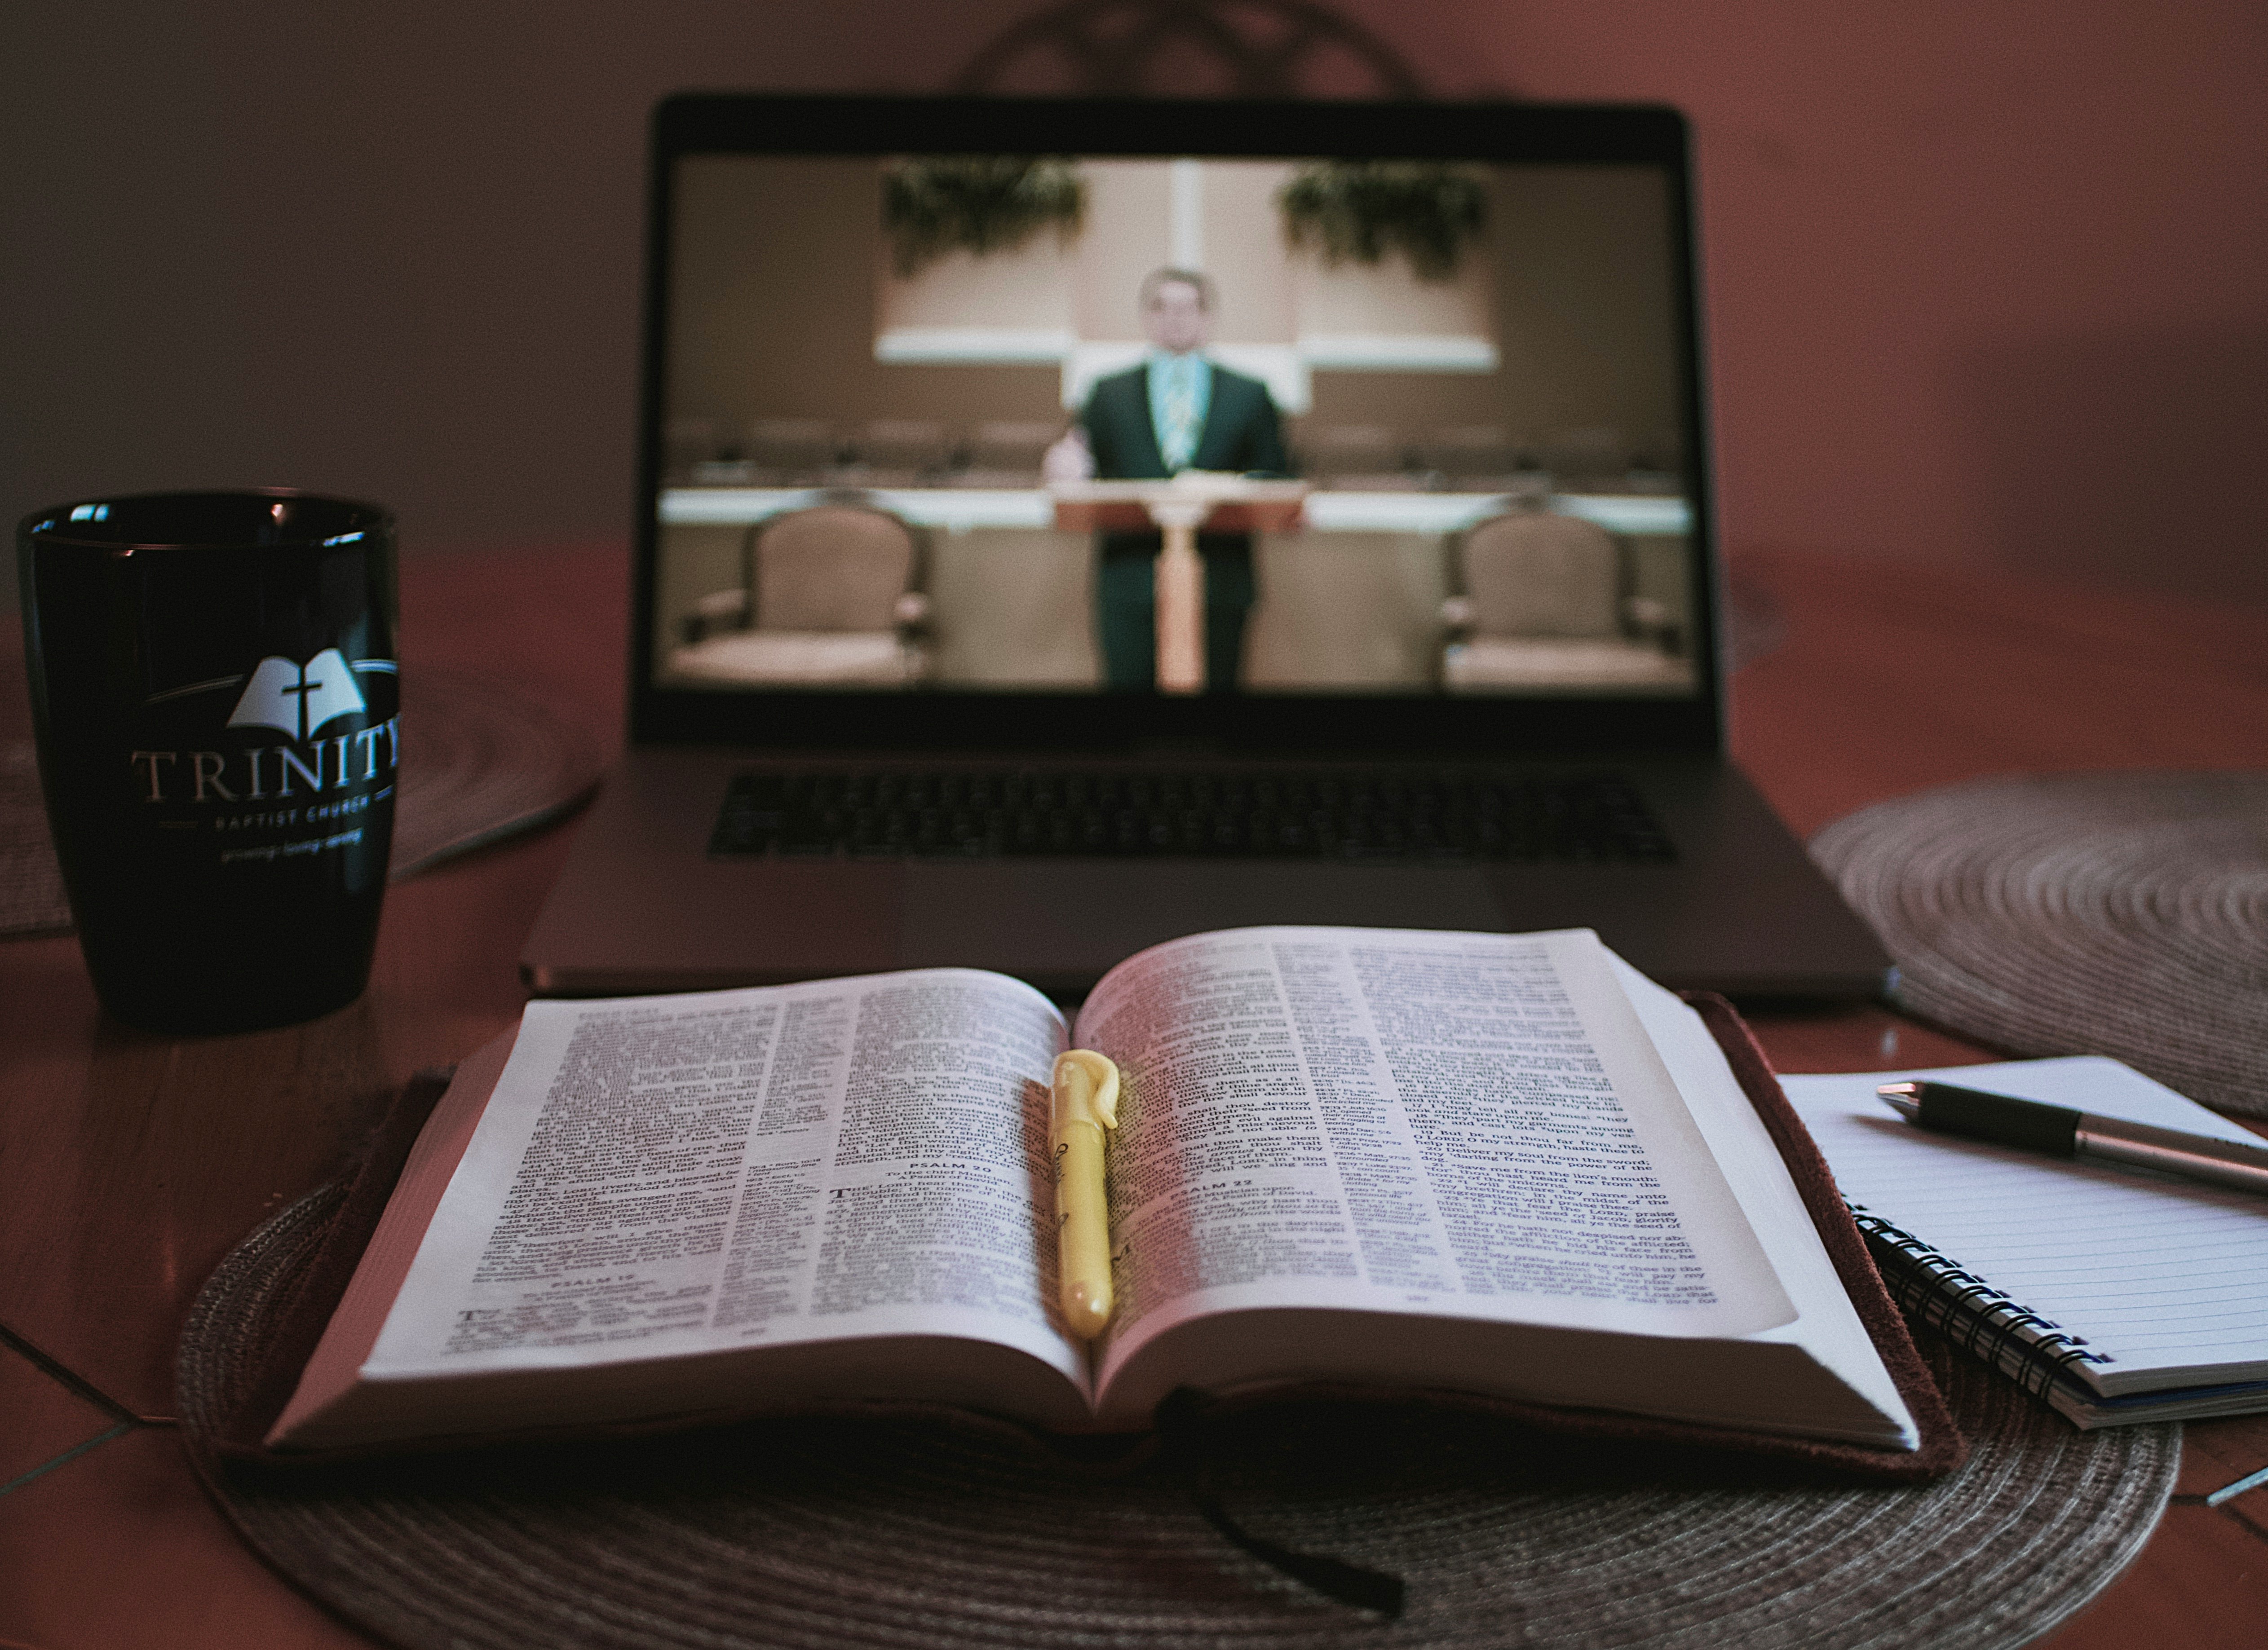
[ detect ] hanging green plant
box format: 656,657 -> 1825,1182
881,156 -> 1087,277
1278,161 -> 1489,282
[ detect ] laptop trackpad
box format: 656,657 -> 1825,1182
898,862 -> 1505,987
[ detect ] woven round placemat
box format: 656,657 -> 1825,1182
385,666 -> 602,878
0,740 -> 71,936
0,666 -> 601,936
181,1186 -> 2177,1650
1812,771 -> 2268,1118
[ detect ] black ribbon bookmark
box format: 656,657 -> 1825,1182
1155,1388 -> 1409,1619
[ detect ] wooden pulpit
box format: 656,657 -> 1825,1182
1048,475 -> 1309,692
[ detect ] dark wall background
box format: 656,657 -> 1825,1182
6,1 -> 2264,600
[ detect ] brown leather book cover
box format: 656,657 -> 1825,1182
192,993 -> 1965,1482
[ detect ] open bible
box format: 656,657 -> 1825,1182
269,927 -> 1935,1462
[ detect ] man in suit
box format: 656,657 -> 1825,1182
1045,268 -> 1291,692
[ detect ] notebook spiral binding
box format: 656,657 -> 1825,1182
1847,1203 -> 2114,1399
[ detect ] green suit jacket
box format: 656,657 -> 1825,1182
1080,359 -> 1289,481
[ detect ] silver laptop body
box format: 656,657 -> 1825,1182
523,94 -> 1889,1001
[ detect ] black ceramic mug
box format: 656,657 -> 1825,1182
18,490 -> 399,1032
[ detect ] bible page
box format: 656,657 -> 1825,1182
358,970 -> 1086,1398
1606,956 -> 1915,1444
1073,926 -> 1797,1402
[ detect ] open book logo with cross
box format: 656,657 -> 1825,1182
226,649 -> 369,741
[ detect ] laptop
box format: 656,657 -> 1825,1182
521,94 -> 1890,1000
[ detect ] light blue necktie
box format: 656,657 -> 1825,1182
1149,354 -> 1209,473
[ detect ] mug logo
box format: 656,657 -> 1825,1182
226,649 -> 368,741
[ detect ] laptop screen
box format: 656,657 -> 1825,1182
635,99 -> 1717,754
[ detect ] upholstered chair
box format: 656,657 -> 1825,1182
670,499 -> 932,687
1440,510 -> 1690,692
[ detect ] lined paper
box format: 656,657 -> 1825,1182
1781,1058 -> 2268,1395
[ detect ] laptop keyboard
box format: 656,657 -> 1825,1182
710,768 -> 1675,863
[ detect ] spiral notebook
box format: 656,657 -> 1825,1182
1782,1057 -> 2268,1429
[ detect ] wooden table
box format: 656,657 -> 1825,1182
4,541 -> 2266,1648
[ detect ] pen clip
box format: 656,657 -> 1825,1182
1052,1050 -> 1120,1133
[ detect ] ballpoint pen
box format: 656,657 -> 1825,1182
1876,1080 -> 2268,1198
1051,1049 -> 1121,1339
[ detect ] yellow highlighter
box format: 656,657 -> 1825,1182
1049,1049 -> 1121,1340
